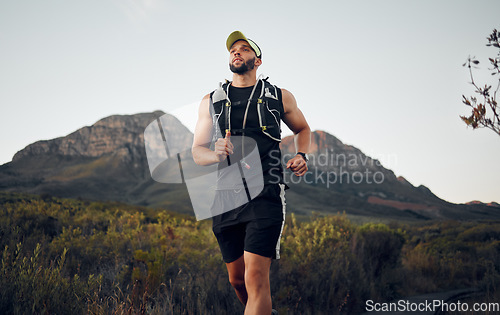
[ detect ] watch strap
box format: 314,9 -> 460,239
296,152 -> 308,162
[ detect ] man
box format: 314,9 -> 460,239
192,31 -> 311,315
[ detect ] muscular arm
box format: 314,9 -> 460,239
281,88 -> 311,176
192,94 -> 233,165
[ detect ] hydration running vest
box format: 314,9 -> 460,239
209,76 -> 283,143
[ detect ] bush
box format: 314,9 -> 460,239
0,243 -> 101,314
1,192 -> 499,314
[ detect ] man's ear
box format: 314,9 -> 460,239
255,58 -> 262,66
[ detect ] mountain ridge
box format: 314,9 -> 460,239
1,111 -> 499,222
13,111 -> 169,161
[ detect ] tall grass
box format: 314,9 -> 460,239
0,192 -> 498,314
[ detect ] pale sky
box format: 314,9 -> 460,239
1,0 -> 499,204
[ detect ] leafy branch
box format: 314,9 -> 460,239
461,29 -> 500,135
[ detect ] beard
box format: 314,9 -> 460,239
229,57 -> 256,74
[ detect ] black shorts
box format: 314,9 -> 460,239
212,184 -> 286,263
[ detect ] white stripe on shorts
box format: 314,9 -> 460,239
275,183 -> 286,260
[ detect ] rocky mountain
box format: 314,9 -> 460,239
1,111 -> 499,222
0,111 -> 193,214
280,131 -> 500,221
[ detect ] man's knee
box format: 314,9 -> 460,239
245,267 -> 268,291
229,274 -> 246,291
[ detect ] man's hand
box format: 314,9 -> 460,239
286,154 -> 308,176
214,131 -> 234,162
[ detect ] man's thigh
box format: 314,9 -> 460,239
213,222 -> 246,263
244,218 -> 283,259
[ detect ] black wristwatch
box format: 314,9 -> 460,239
296,152 -> 309,162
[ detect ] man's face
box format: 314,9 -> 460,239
229,40 -> 260,74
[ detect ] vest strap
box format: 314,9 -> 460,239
213,79 -> 281,142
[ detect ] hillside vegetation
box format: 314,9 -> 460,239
0,192 -> 498,314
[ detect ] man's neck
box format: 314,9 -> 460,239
231,72 -> 257,87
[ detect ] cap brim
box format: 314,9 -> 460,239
226,31 -> 261,58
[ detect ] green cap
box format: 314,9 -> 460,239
226,31 -> 262,58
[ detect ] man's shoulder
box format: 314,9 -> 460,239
279,88 -> 298,114
280,88 -> 296,101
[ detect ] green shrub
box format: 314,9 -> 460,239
0,243 -> 101,314
1,192 -> 499,314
